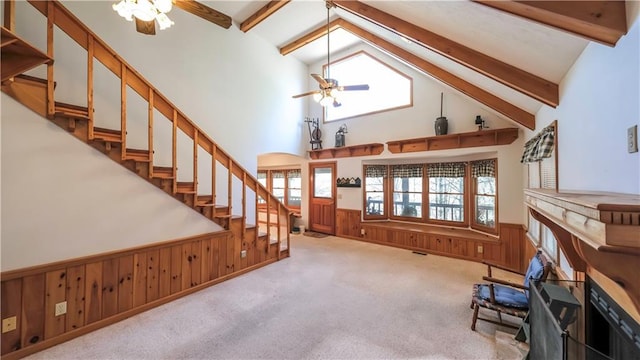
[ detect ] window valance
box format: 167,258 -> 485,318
521,125 -> 555,163
391,164 -> 423,178
287,169 -> 301,178
365,165 -> 387,178
427,162 -> 466,177
471,159 -> 496,178
271,171 -> 285,178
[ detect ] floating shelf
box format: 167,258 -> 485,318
309,143 -> 384,160
386,128 -> 519,154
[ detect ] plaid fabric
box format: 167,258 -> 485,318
391,164 -> 423,178
287,169 -> 301,178
271,171 -> 285,179
471,284 -> 528,318
365,165 -> 387,178
471,159 -> 496,178
427,162 -> 465,177
521,125 -> 555,163
257,171 -> 267,180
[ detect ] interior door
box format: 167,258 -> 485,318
308,162 -> 336,235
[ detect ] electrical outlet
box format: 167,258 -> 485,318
477,245 -> 484,254
240,250 -> 247,258
628,125 -> 638,153
360,228 -> 366,236
2,316 -> 17,333
55,301 -> 67,316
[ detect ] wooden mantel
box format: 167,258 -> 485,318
386,127 -> 519,154
524,188 -> 640,313
308,143 -> 384,160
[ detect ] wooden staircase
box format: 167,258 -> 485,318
1,1 -> 290,258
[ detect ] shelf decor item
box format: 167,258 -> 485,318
435,92 -> 448,135
337,177 -> 361,187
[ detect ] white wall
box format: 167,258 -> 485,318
1,1 -> 309,270
1,94 -> 223,271
534,4 -> 640,195
288,43 -> 526,225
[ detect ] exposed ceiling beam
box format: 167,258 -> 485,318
474,1 -> 627,47
240,0 -> 291,33
336,19 -> 535,130
279,18 -> 343,56
332,0 -> 558,108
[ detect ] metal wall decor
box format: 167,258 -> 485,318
305,117 -> 322,150
335,124 -> 348,147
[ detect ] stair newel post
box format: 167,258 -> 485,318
3,0 -> 15,31
211,145 -> 217,220
193,129 -> 199,204
120,63 -> 127,160
171,109 -> 177,194
87,35 -> 94,140
227,159 -> 233,218
46,1 -> 54,117
242,172 -> 247,239
147,88 -> 154,178
276,204 -> 281,261
265,195 -> 271,254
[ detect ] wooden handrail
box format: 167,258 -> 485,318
16,0 -> 289,249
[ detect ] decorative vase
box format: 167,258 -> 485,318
435,116 -> 448,135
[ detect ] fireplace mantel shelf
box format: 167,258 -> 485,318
525,188 -> 640,314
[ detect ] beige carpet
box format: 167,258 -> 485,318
26,235 -> 523,360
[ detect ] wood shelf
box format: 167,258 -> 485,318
308,142 -> 384,160
386,128 -> 519,154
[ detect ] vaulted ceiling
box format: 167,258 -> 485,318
180,0 -> 628,129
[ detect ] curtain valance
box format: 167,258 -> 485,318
365,165 -> 387,178
521,125 -> 555,163
427,162 -> 466,177
471,159 -> 496,178
391,164 -> 423,178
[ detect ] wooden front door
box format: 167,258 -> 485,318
308,162 -> 336,235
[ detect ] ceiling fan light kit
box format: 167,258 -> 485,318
292,1 -> 369,108
113,0 -> 174,30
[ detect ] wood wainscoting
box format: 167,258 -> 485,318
336,209 -> 525,272
0,230 -> 281,359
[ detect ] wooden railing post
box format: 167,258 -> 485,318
87,35 -> 94,139
172,109 -> 177,194
227,158 -> 233,217
193,130 -> 199,195
120,63 -> 127,160
46,1 -> 54,117
211,145 -> 217,219
148,88 -> 154,178
3,0 -> 15,31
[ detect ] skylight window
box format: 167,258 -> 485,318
324,51 -> 412,122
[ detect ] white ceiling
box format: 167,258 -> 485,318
199,0 -> 590,117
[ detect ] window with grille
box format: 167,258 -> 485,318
428,163 -> 465,223
471,159 -> 497,231
391,165 -> 423,219
364,165 -> 386,218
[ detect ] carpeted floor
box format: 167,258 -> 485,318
26,235 -> 523,360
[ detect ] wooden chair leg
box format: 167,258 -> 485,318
471,303 -> 479,330
497,310 -> 503,324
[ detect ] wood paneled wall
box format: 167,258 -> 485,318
335,208 -> 525,272
1,230 -> 280,359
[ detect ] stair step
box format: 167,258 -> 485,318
152,166 -> 174,179
93,127 -> 122,143
12,74 -> 51,87
124,148 -> 151,162
54,101 -> 89,119
176,181 -> 196,194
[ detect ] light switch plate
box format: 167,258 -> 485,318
628,125 -> 638,153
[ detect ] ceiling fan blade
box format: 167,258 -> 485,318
340,84 -> 370,91
292,90 -> 321,99
174,0 -> 232,29
311,74 -> 330,88
135,18 -> 156,35
333,99 -> 342,107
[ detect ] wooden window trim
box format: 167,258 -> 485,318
362,161 -> 499,235
257,168 -> 301,212
470,158 -> 499,235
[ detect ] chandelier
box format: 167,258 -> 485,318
113,0 -> 175,30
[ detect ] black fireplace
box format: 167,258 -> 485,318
585,278 -> 640,360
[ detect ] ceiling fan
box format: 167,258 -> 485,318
292,1 -> 369,107
113,0 -> 232,36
